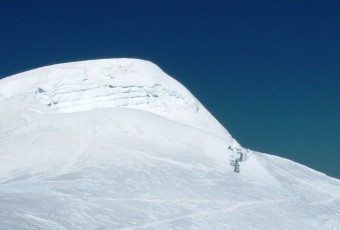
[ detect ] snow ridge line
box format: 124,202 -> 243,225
258,155 -> 340,198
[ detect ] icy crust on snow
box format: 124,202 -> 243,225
0,59 -> 228,137
35,83 -> 200,115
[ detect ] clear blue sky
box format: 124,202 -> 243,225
1,0 -> 339,178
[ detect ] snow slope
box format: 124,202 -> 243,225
0,59 -> 230,140
0,59 -> 339,229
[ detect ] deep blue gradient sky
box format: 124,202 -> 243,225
1,1 -> 339,178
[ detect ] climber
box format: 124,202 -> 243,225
239,151 -> 244,162
234,159 -> 240,173
228,146 -> 236,166
228,145 -> 242,173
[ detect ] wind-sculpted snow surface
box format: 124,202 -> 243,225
0,59 -> 339,229
0,59 -> 227,138
35,83 -> 200,115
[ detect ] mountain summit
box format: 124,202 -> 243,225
0,59 -> 339,229
0,59 -> 230,139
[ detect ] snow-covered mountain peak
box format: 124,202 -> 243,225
0,58 -> 229,138
1,59 -> 339,229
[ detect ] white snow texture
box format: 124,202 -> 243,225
0,58 -> 339,229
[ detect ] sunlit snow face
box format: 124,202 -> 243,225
0,58 -> 229,137
0,58 -> 339,230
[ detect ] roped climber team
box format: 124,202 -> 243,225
228,146 -> 249,173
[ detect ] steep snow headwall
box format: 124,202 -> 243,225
35,83 -> 200,114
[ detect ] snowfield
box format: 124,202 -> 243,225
0,59 -> 339,229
